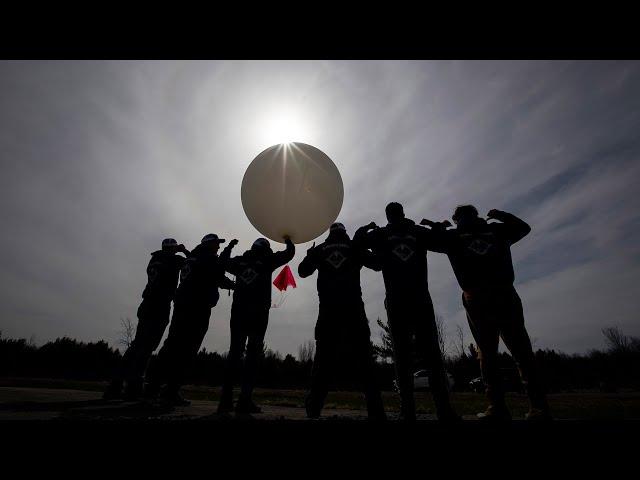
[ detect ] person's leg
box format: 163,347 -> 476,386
143,301 -> 186,399
497,288 -> 550,419
237,308 -> 269,412
163,304 -> 211,405
386,297 -> 416,421
463,292 -> 508,419
305,307 -> 337,418
219,308 -> 248,412
413,294 -> 458,421
123,302 -> 171,398
104,301 -> 152,399
350,306 -> 385,420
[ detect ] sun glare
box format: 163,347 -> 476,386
257,106 -> 312,147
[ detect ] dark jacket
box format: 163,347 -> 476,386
175,243 -> 235,309
429,211 -> 531,292
224,240 -> 295,309
298,231 -> 381,306
357,218 -> 438,299
141,250 -> 186,303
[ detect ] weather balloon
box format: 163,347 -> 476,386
241,143 -> 343,244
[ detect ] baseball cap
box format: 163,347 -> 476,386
201,233 -> 226,244
252,238 -> 270,249
162,238 -> 178,249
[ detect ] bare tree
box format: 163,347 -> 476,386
435,313 -> 447,359
451,324 -> 466,359
602,326 -> 640,354
372,317 -> 394,362
297,340 -> 315,363
118,317 -> 136,349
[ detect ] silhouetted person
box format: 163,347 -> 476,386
217,236 -> 295,414
144,233 -> 235,406
298,223 -> 386,421
103,238 -> 189,400
422,205 -> 551,421
356,202 -> 459,422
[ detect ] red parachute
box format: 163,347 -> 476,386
272,265 -> 296,308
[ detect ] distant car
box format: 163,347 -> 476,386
469,369 -> 524,393
393,369 -> 455,392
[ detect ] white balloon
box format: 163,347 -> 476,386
241,143 -> 344,244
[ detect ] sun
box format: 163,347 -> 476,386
256,105 -> 312,147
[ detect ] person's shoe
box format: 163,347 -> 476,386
159,388 -> 191,407
217,398 -> 234,414
398,408 -> 417,422
305,397 -> 321,419
235,398 -> 262,414
143,382 -> 161,401
123,381 -> 143,401
437,408 -> 463,424
525,407 -> 553,422
102,383 -> 123,401
477,405 -> 512,422
367,410 -> 387,422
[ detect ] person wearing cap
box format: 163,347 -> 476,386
297,222 -> 386,421
355,203 -> 459,422
422,205 -> 551,422
103,238 -> 189,400
217,235 -> 295,414
144,233 -> 236,406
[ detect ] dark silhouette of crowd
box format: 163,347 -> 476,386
98,202 -> 554,422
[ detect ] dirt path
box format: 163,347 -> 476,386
0,386 -> 407,421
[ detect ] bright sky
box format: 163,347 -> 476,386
0,60 -> 639,356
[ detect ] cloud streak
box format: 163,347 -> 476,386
0,60 -> 638,356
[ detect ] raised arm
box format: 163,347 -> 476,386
298,243 -> 319,278
487,209 -> 531,245
417,219 -> 453,253
359,248 -> 382,272
219,239 -> 238,264
353,222 -> 380,250
270,237 -> 296,270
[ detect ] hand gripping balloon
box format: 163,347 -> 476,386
241,143 -> 344,244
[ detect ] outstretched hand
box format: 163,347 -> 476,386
307,242 -> 316,253
229,239 -> 239,248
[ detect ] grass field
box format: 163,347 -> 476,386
2,376 -> 639,420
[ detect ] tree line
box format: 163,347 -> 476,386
1,323 -> 638,392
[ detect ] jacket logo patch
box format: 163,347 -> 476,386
148,267 -> 158,283
239,267 -> 258,284
326,250 -> 347,269
393,243 -> 414,262
467,239 -> 492,255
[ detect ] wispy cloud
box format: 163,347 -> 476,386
0,60 -> 638,355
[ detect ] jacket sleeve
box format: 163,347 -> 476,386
270,239 -> 296,270
416,224 -> 452,253
298,250 -> 318,278
359,248 -> 382,272
491,211 -> 531,245
223,256 -> 242,276
354,225 -> 381,251
218,274 -> 236,290
218,242 -> 235,265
